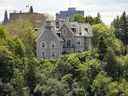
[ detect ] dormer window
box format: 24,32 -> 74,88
85,28 -> 88,32
79,33 -> 82,35
56,21 -> 59,28
71,28 -> 76,32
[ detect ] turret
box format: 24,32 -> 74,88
29,6 -> 33,13
3,10 -> 9,24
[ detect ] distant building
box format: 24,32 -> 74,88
56,8 -> 84,20
36,19 -> 93,59
3,6 -> 46,28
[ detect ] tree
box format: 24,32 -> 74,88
98,37 -> 107,61
93,13 -> 102,24
24,58 -> 39,95
92,72 -> 112,96
0,29 -> 6,40
0,46 -> 13,82
119,12 -> 128,54
111,16 -> 120,32
93,23 -> 123,55
71,14 -> 85,23
5,19 -> 36,56
71,13 -> 103,25
7,38 -> 26,57
112,12 -> 128,54
107,80 -> 128,96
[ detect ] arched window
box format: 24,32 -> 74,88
40,41 -> 46,48
85,28 -> 88,32
51,41 -> 56,48
42,52 -> 45,57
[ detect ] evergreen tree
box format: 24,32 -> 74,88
94,12 -> 102,24
111,16 -> 120,30
85,16 -> 94,25
118,12 -> 128,54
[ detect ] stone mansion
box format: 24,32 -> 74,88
36,19 -> 93,59
2,6 -> 93,59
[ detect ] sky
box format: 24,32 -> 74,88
0,0 -> 128,25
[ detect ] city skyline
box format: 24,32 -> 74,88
0,0 -> 128,24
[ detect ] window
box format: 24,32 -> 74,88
52,44 -> 55,48
79,33 -> 82,35
51,51 -> 56,57
85,28 -> 88,32
42,43 -> 45,48
77,41 -> 80,45
41,41 -> 46,48
57,33 -> 61,37
71,28 -> 76,32
67,40 -> 71,47
52,53 -> 55,57
42,52 -> 45,57
51,41 -> 56,48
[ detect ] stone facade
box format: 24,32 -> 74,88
36,20 -> 63,59
3,6 -> 46,28
9,12 -> 46,28
36,19 -> 93,59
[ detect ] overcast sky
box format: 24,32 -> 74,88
0,0 -> 128,24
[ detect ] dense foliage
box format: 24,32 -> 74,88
0,13 -> 128,96
112,11 -> 128,55
70,13 -> 103,25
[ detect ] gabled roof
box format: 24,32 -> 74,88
36,20 -> 63,42
61,22 -> 93,37
78,23 -> 93,37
